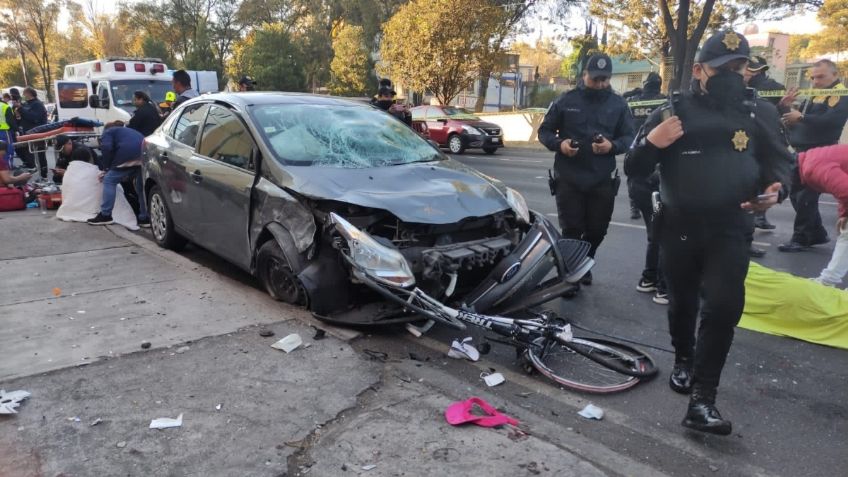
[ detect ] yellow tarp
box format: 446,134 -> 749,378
740,262 -> 848,350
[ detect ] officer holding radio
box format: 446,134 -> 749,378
626,30 -> 792,436
539,53 -> 634,287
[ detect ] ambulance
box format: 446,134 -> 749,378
53,57 -> 172,124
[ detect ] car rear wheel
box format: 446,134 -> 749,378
483,146 -> 498,155
148,185 -> 187,251
448,134 -> 465,154
257,240 -> 306,305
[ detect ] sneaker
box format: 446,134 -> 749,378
810,277 -> 836,287
653,291 -> 669,305
630,207 -> 641,220
87,213 -> 114,225
137,217 -> 151,228
637,278 -> 657,293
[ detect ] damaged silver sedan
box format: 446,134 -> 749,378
142,93 -> 591,326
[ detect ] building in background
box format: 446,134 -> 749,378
744,24 -> 791,83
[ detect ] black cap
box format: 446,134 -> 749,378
644,72 -> 662,86
238,76 -> 255,86
747,55 -> 769,72
55,134 -> 71,149
697,30 -> 750,68
9,87 -> 20,99
584,53 -> 613,79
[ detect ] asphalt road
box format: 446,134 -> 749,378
144,147 -> 847,476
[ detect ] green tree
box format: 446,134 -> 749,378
141,36 -> 176,66
510,40 -> 564,81
330,24 -> 369,96
0,56 -> 28,85
0,0 -> 62,100
380,0 -> 506,106
239,23 -> 306,92
805,0 -> 848,61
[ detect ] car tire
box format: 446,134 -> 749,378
483,146 -> 498,155
148,185 -> 187,251
448,134 -> 465,154
257,240 -> 306,306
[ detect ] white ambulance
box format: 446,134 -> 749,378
54,57 -> 172,124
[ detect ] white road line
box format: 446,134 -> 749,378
546,218 -> 772,247
498,158 -> 543,163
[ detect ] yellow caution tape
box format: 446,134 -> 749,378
627,88 -> 848,108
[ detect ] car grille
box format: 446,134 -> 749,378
481,127 -> 501,136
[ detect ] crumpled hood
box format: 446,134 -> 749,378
285,159 -> 512,224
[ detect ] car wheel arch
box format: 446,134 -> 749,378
253,222 -> 307,275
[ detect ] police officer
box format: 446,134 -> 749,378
626,31 -> 792,435
625,72 -> 667,304
371,79 -> 412,127
539,53 -> 635,287
744,56 -> 786,232
238,76 -> 256,91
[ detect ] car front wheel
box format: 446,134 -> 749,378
448,134 -> 465,154
148,185 -> 187,251
257,240 -> 306,305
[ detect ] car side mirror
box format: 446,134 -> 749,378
88,94 -> 99,108
436,118 -> 448,123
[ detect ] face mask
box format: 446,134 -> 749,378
583,87 -> 610,100
376,99 -> 393,110
704,69 -> 746,105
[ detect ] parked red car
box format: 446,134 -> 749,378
410,106 -> 504,154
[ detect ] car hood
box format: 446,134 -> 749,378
284,159 -> 512,224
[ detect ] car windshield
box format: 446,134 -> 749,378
110,80 -> 172,111
250,103 -> 444,168
442,107 -> 480,120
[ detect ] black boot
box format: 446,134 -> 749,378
669,358 -> 693,394
753,212 -> 775,230
682,385 -> 732,436
630,204 -> 641,220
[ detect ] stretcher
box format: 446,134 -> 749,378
14,125 -> 100,153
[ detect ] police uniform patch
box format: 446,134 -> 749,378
597,58 -> 607,69
829,96 -> 839,107
723,32 -> 741,51
732,130 -> 749,151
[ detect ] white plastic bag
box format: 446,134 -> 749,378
56,161 -> 139,230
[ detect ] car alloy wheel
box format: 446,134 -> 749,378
448,135 -> 465,154
150,193 -> 168,242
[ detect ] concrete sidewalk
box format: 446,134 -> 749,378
0,210 -> 663,476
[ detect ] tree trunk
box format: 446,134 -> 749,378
16,40 -> 29,86
474,66 -> 491,112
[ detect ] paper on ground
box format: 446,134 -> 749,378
578,404 -> 604,420
149,413 -> 183,429
271,334 -> 303,353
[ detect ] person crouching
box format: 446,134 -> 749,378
87,121 -> 149,227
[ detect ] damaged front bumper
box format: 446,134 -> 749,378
312,214 -> 593,326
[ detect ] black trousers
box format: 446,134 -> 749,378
555,178 -> 615,258
631,187 -> 664,288
660,211 -> 749,391
789,163 -> 827,244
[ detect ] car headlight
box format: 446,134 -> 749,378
462,125 -> 483,135
505,187 -> 530,224
330,213 -> 416,288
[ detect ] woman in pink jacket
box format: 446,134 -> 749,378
798,144 -> 848,286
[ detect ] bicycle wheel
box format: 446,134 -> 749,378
526,336 -> 657,394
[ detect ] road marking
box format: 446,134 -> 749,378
498,158 -> 543,163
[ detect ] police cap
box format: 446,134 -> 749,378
584,53 -> 613,79
747,55 -> 769,72
697,30 -> 750,68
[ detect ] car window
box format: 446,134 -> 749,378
198,106 -> 255,171
411,107 -> 425,121
171,103 -> 208,148
250,103 -> 443,168
426,106 -> 443,119
443,106 -> 480,120
57,82 -> 88,109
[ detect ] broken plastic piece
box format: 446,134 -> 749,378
149,413 -> 183,429
362,464 -> 377,471
215,404 -> 222,411
481,372 -> 505,387
447,337 -> 480,361
0,389 -> 31,414
578,404 -> 604,420
445,397 -> 519,427
406,319 -> 435,337
271,334 -> 303,353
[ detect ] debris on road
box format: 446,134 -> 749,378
215,404 -> 222,411
481,372 -> 505,387
447,337 -> 480,361
116,441 -> 127,448
364,349 -> 389,362
361,464 -> 377,471
67,416 -> 81,422
0,389 -> 32,414
312,328 -> 326,340
445,397 -> 519,427
406,319 -> 435,337
141,342 -> 152,349
149,413 -> 183,429
90,418 -> 103,426
259,329 -> 275,337
271,334 -> 303,353
175,346 -> 190,354
52,287 -> 61,297
578,404 -> 604,420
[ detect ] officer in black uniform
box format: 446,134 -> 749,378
539,53 -> 635,287
744,56 -> 786,233
626,31 -> 792,435
625,72 -> 668,304
371,79 -> 413,127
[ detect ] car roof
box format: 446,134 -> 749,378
197,92 -> 366,108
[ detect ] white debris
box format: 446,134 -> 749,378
271,334 -> 303,353
362,464 -> 377,471
149,413 -> 183,429
481,372 -> 505,387
578,404 -> 604,420
175,346 -> 190,354
0,390 -> 32,414
90,418 -> 103,426
447,337 -> 480,361
215,404 -> 222,411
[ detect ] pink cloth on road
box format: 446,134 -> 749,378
797,144 -> 848,218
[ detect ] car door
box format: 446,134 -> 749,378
189,104 -> 257,269
54,81 -> 94,122
159,102 -> 210,238
425,106 -> 449,145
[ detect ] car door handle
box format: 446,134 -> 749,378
160,151 -> 169,162
190,170 -> 203,183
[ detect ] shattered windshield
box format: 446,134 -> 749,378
442,107 -> 480,120
250,103 -> 444,168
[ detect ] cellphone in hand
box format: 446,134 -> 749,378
592,133 -> 604,144
755,192 -> 778,202
570,139 -> 582,149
